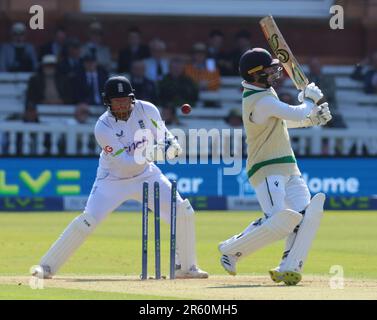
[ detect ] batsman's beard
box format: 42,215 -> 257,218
111,103 -> 134,121
266,66 -> 283,86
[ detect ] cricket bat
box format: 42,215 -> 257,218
259,15 -> 309,91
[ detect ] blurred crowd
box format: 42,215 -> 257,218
351,52 -> 377,94
0,22 -> 253,125
1,21 -> 375,131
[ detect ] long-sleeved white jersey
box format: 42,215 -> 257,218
94,99 -> 167,179
242,81 -> 316,187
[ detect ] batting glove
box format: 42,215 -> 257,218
298,82 -> 324,104
307,102 -> 332,126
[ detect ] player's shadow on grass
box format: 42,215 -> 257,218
69,279 -> 126,282
65,278 -> 142,282
209,284 -> 302,289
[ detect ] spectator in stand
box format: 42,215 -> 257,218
67,104 -> 95,125
0,22 -> 37,72
207,29 -> 232,76
82,22 -> 112,72
3,104 -> 42,155
225,108 -> 243,128
185,42 -> 221,92
279,91 -> 295,105
68,104 -> 97,152
159,57 -> 198,110
25,54 -> 74,110
307,57 -> 346,128
161,106 -> 180,126
74,53 -> 108,106
228,30 -> 252,75
351,51 -> 377,94
57,38 -> 82,79
74,104 -> 91,124
23,105 -> 40,125
130,59 -> 158,104
308,57 -> 337,108
224,108 -> 245,158
144,38 -> 169,82
39,26 -> 67,61
118,27 -> 150,74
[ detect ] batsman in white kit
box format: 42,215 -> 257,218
219,48 -> 332,285
33,76 -> 208,279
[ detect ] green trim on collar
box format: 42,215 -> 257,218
243,89 -> 266,98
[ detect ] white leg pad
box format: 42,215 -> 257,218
279,193 -> 325,272
176,199 -> 197,272
219,209 -> 303,258
40,213 -> 97,275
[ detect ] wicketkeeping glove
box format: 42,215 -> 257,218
145,138 -> 182,162
165,138 -> 183,160
145,141 -> 165,162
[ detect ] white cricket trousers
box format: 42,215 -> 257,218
254,175 -> 311,217
85,163 -> 183,223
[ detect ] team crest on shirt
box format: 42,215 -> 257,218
138,120 -> 145,129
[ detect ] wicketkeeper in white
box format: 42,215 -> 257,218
33,76 -> 208,279
219,48 -> 332,285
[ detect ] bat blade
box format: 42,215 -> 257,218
259,15 -> 309,91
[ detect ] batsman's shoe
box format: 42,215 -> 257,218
175,265 -> 209,279
220,254 -> 238,276
31,265 -> 52,279
269,268 -> 302,286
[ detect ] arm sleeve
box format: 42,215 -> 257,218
252,95 -> 315,124
286,119 -> 313,129
142,101 -> 176,143
94,120 -> 142,169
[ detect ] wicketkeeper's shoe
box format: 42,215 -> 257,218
269,268 -> 302,286
31,265 -> 53,279
175,265 -> 209,279
220,254 -> 238,276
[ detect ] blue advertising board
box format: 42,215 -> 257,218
0,157 -> 376,197
0,157 -> 376,210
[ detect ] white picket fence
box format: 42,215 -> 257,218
0,121 -> 101,155
1,121 -> 376,156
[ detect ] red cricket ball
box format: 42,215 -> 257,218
181,103 -> 192,115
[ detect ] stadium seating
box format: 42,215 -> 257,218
0,65 -> 376,156
0,72 -> 31,120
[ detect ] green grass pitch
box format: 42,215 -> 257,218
0,210 -> 377,299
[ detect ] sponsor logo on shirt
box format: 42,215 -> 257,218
104,137 -> 147,157
116,130 -> 124,137
104,145 -> 113,154
125,136 -> 147,154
